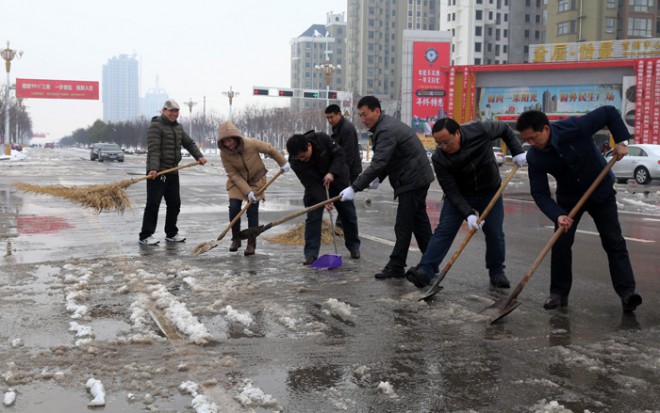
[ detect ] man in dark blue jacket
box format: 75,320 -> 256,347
516,106 -> 642,312
287,131 -> 361,265
405,117 -> 526,289
340,95 -> 434,279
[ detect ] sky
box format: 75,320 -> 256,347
2,0 -> 348,141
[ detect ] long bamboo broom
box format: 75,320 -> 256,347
14,161 -> 202,213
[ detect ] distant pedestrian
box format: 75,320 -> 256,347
339,95 -> 434,279
405,117 -> 526,290
218,121 -> 290,255
516,106 -> 642,312
287,130 -> 361,265
139,99 -> 207,245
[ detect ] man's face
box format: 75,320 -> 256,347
518,125 -> 550,149
164,108 -> 179,122
358,105 -> 380,129
325,112 -> 341,127
293,143 -> 312,162
433,128 -> 461,154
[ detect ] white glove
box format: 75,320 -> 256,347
512,153 -> 527,167
369,178 -> 380,190
248,191 -> 257,202
280,162 -> 291,173
466,214 -> 484,232
339,186 -> 355,202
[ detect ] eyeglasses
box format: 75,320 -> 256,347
437,135 -> 453,147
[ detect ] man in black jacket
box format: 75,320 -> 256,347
405,117 -> 526,289
325,104 -> 362,183
138,99 -> 207,245
339,96 -> 434,279
287,131 -> 361,265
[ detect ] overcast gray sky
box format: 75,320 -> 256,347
3,0 -> 347,141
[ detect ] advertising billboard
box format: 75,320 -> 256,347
411,41 -> 450,149
477,84 -> 622,122
16,78 -> 99,100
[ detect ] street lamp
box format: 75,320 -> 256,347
315,62 -> 341,109
222,86 -> 239,121
1,41 -> 23,154
183,98 -> 197,140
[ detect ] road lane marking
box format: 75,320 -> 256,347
543,226 -> 654,243
360,233 -> 421,251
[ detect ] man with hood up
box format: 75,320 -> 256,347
218,121 -> 290,255
139,99 -> 207,246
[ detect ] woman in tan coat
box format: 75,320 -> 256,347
217,121 -> 289,255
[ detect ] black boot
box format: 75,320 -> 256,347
244,237 -> 256,256
229,227 -> 241,252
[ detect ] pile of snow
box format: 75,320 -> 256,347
377,381 -> 398,398
322,298 -> 354,320
222,305 -> 254,327
234,379 -> 281,411
179,381 -> 219,413
85,378 -> 106,406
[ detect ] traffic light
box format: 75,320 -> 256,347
278,89 -> 294,97
303,91 -> 319,99
253,88 -> 269,96
328,91 -> 338,99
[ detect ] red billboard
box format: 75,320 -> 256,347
16,78 -> 99,100
411,41 -> 450,147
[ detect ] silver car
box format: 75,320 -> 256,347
606,144 -> 660,185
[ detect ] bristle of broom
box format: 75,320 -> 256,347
14,181 -> 133,213
190,240 -> 218,256
266,220 -> 336,245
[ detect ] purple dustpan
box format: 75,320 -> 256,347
311,189 -> 343,270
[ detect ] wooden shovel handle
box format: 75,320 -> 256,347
130,161 -> 203,184
216,169 -> 284,241
268,195 -> 342,228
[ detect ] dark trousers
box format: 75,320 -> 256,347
304,200 -> 360,258
229,198 -> 259,231
551,193 -> 636,298
139,173 -> 181,240
418,192 -> 505,282
387,185 -> 432,271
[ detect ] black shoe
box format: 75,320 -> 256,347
490,274 -> 510,288
405,267 -> 430,288
302,256 -> 317,265
350,249 -> 360,259
374,268 -> 405,279
543,294 -> 568,310
622,293 -> 642,312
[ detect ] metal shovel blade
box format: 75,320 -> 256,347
310,254 -> 343,270
481,297 -> 522,324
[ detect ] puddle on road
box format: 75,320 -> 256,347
16,216 -> 73,234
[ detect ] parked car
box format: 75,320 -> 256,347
605,144 -> 660,184
492,147 -> 505,166
44,142 -> 54,149
90,143 -> 124,162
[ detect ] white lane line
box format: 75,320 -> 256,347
360,233 -> 421,251
543,226 -> 654,243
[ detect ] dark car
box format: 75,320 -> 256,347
90,143 -> 124,162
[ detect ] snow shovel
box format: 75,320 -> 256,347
311,187 -> 343,270
419,164 -> 520,301
234,195 -> 342,240
484,156 -> 618,324
191,169 -> 283,256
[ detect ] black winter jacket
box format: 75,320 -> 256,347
146,115 -> 203,173
289,131 -> 350,206
432,121 -> 524,218
331,117 -> 363,181
352,114 -> 434,198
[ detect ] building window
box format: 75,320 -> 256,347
475,42 -> 482,52
607,0 -> 616,8
504,29 -> 508,38
476,10 -> 483,20
628,17 -> 652,36
487,43 -> 492,52
475,58 -> 482,64
524,29 -> 530,38
476,26 -> 483,36
525,14 -> 530,23
557,21 -> 569,35
629,0 -> 652,13
606,17 -> 615,33
558,0 -> 574,12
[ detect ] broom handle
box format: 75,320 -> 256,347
268,195 -> 342,228
130,161 -> 203,184
216,170 -> 284,241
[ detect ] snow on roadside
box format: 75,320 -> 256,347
233,379 -> 282,411
61,263 -> 94,347
321,298 -> 355,321
179,381 -> 219,413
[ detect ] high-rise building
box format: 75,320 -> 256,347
140,76 -> 168,120
102,54 -> 139,123
543,0 -> 660,43
446,0 -> 544,65
290,12 -> 347,111
346,0 -> 442,113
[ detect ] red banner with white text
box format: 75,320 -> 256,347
16,78 -> 99,100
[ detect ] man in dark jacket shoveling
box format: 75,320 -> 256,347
405,118 -> 526,289
287,131 -> 361,265
339,95 -> 434,279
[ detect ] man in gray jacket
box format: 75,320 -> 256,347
138,99 -> 207,245
340,96 -> 434,279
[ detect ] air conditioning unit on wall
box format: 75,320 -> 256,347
621,76 -> 636,135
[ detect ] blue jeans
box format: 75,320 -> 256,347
304,200 -> 360,258
417,192 -> 505,283
229,198 -> 259,232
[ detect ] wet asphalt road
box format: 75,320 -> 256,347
1,148 -> 659,412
